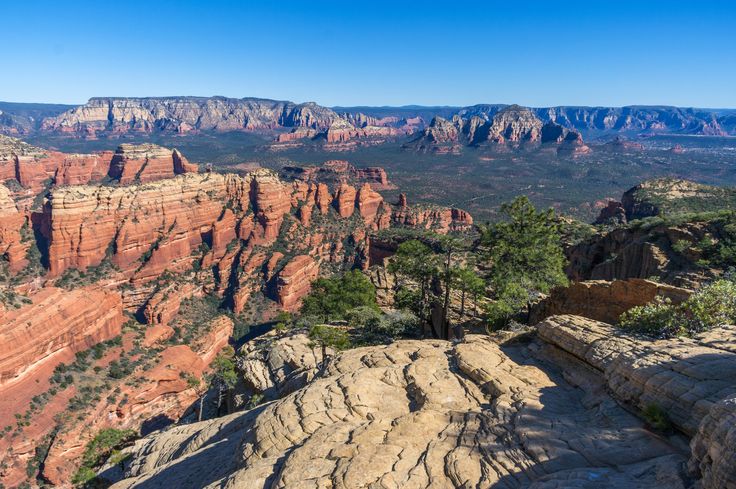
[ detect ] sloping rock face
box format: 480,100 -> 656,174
0,286 -> 124,388
110,334 -> 692,488
620,178 -> 736,221
40,315 -> 234,486
566,219 -> 722,287
274,255 -> 319,311
484,104 -> 543,144
108,143 -> 197,184
237,333 -> 322,402
537,315 -> 736,487
40,97 -> 342,136
0,183 -> 28,271
530,278 -> 692,324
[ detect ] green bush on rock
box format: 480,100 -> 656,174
619,278 -> 736,338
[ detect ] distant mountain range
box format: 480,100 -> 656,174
1,97 -> 735,142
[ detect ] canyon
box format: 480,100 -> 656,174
0,132 -> 734,488
0,135 -> 473,487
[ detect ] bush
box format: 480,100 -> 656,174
642,403 -> 672,432
619,279 -> 736,338
72,428 -> 137,486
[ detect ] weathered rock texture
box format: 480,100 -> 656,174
237,333 -> 322,402
0,135 -> 197,192
530,278 -> 692,324
0,183 -> 28,271
109,333 -> 695,488
41,97 -> 342,136
538,314 -> 736,488
566,218 -> 726,288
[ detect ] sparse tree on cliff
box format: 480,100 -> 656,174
308,324 -> 351,370
480,196 -> 568,328
453,265 -> 485,320
388,239 -> 438,326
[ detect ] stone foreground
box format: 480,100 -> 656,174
106,316 -> 736,488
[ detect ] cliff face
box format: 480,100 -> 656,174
41,97 -> 342,136
0,286 -> 124,388
0,144 -> 475,487
0,135 -> 197,193
107,144 -> 197,184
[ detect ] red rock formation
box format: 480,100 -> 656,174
276,128 -> 319,142
0,286 -> 124,388
41,316 -> 234,485
0,184 -> 28,271
54,152 -> 112,186
143,282 -> 200,326
248,169 -> 291,242
45,173 -> 229,277
356,183 -> 384,225
298,203 -> 313,226
275,255 -> 319,311
211,209 -> 237,257
391,205 -> 473,233
334,183 -> 357,218
354,166 -> 389,186
108,144 -> 197,184
315,183 -> 332,214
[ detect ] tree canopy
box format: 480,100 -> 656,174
301,269 -> 379,321
480,196 -> 568,326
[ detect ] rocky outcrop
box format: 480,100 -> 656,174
537,314 -> 736,486
538,314 -> 736,434
620,178 -> 736,221
143,282 -> 201,326
237,333 -> 322,402
690,393 -> 736,489
484,104 -> 543,144
391,204 -> 473,233
45,173 -> 230,277
108,143 -> 197,184
530,278 -> 692,324
0,286 -> 124,388
109,334 -> 693,488
566,218 -> 722,287
281,160 -> 393,190
0,184 -> 28,271
594,200 -> 627,225
54,151 -> 113,186
333,183 -> 357,218
41,97 -> 341,136
274,255 -> 319,311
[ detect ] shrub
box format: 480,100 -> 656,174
618,297 -> 681,338
619,279 -> 736,338
72,428 -> 137,485
642,403 -> 672,432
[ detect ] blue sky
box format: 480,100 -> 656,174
1,1 -> 734,107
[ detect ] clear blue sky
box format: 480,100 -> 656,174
2,0 -> 734,107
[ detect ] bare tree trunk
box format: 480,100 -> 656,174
460,289 -> 466,320
198,394 -> 205,422
441,249 -> 452,340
